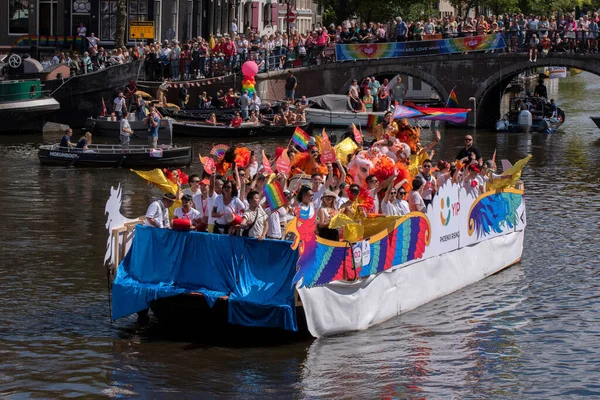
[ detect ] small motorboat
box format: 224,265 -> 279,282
172,121 -> 313,138
85,116 -> 172,141
590,117 -> 600,129
158,104 -> 281,122
304,94 -> 385,127
38,144 -> 193,168
496,96 -> 565,133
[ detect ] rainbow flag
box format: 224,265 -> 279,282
367,114 -> 383,128
291,126 -> 310,150
14,35 -> 29,47
66,36 -> 74,44
446,89 -> 459,108
263,181 -> 287,211
415,107 -> 471,124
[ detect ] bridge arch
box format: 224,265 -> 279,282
337,66 -> 449,102
475,57 -> 600,127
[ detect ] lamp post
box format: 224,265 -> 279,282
284,0 -> 292,36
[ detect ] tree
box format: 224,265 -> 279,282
115,0 -> 127,48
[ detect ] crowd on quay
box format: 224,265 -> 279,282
144,118 -> 507,241
51,31 -> 140,76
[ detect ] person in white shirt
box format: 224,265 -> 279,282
119,110 -> 133,149
265,204 -> 287,240
87,33 -> 98,50
173,194 -> 202,230
77,23 -> 87,52
239,191 -> 269,239
416,159 -> 437,207
463,164 -> 484,198
381,177 -> 410,216
408,177 -> 426,213
212,181 -> 245,234
204,176 -> 223,233
310,173 -> 326,209
183,174 -> 203,197
113,92 -> 126,120
144,193 -> 176,228
52,52 -> 61,65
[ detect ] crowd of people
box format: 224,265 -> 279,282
144,118 -> 508,241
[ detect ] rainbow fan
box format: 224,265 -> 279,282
210,144 -> 229,160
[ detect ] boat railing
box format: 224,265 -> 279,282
109,218 -> 144,279
43,143 -> 173,154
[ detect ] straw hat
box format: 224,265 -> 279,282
322,190 -> 338,199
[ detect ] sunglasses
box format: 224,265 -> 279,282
398,192 -> 406,196
311,151 -> 319,154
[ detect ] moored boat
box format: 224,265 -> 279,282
38,143 -> 192,168
106,163 -> 527,338
85,116 -> 172,141
172,121 -> 313,138
305,94 -> 385,127
0,78 -> 60,134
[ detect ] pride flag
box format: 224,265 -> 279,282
264,181 -> 287,211
415,107 -> 471,124
446,89 -> 459,108
367,114 -> 383,128
291,126 -> 310,150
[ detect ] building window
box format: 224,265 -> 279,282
263,4 -> 270,26
128,0 -> 148,22
100,0 -> 117,41
73,0 -> 91,13
9,0 -> 29,34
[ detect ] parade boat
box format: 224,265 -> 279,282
0,77 -> 60,134
38,143 -> 192,168
106,157 -> 528,338
304,94 -> 386,127
171,121 -> 313,138
85,116 -> 172,141
496,96 -> 565,133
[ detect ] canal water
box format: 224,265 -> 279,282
1,72 -> 600,398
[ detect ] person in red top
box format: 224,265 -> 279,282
225,88 -> 237,108
230,112 -> 243,127
222,36 -> 236,70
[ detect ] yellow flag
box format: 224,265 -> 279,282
334,137 -> 360,166
487,155 -> 532,191
131,169 -> 181,219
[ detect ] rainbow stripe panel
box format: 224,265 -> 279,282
263,181 -> 287,211
335,34 -> 506,61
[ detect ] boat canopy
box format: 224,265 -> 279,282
307,94 -> 355,112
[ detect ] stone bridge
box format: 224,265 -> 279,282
256,52 -> 600,127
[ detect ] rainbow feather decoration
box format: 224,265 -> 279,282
468,190 -> 523,239
263,181 -> 287,211
210,144 -> 229,159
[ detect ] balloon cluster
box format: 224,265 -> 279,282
241,61 -> 258,97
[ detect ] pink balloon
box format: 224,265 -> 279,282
241,61 -> 258,77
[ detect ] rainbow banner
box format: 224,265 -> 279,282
264,181 -> 287,211
335,34 -> 506,61
291,126 -> 310,150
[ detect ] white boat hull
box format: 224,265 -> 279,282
298,229 -> 524,338
305,108 -> 384,127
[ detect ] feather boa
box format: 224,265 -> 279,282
216,146 -> 252,175
346,186 -> 375,213
396,124 -> 421,154
291,151 -> 328,176
163,168 -> 189,185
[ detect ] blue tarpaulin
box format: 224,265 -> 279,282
112,226 -> 299,331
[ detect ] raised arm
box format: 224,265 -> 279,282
419,129 -> 441,155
